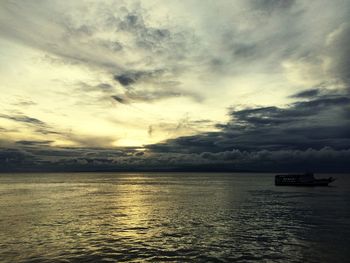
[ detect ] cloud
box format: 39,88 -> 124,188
0,114 -> 46,126
0,141 -> 143,172
13,100 -> 37,107
325,23 -> 350,88
230,96 -> 350,127
1,1 -> 350,172
0,148 -> 38,170
114,71 -> 149,87
148,93 -> 350,154
148,125 -> 153,137
111,95 -> 129,104
111,88 -> 203,104
114,74 -> 137,86
1,91 -> 350,172
290,88 -> 320,98
1,143 -> 350,172
78,82 -> 114,93
16,140 -> 53,146
250,0 -> 296,13
113,70 -> 166,87
198,146 -> 350,172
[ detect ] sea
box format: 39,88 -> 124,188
0,172 -> 349,263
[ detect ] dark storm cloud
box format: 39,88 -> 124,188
147,132 -> 221,154
0,140 -> 142,172
229,96 -> 350,127
198,147 -> 350,172
2,143 -> 349,172
137,91 -> 350,171
148,93 -> 350,155
0,148 -> 39,171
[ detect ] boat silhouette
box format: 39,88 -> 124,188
275,172 -> 335,186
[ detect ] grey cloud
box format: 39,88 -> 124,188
134,151 -> 144,156
97,40 -> 123,52
111,65 -> 203,103
78,82 -> 114,93
111,89 -> 203,104
2,143 -> 350,172
97,83 -> 113,90
230,96 -> 350,127
326,23 -> 350,87
13,100 -> 37,107
127,89 -> 201,102
16,140 -> 53,146
1,0 -> 349,91
0,114 -> 46,126
232,43 -> 259,60
198,147 -> 350,172
64,134 -> 117,148
111,95 -> 129,104
194,0 -> 350,93
117,13 -> 179,56
1,92 -> 350,173
0,1 -> 123,71
0,148 -> 38,171
34,128 -> 62,135
114,73 -> 138,86
0,114 -> 62,136
291,89 -> 320,98
0,142 -> 142,172
250,0 -> 296,13
148,125 -> 153,137
0,1 -> 189,74
0,0 -> 204,116
113,70 -> 164,87
1,1 -> 350,172
148,93 -> 350,154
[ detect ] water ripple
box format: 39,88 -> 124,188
0,173 -> 349,262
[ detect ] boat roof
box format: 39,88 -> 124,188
276,173 -> 313,178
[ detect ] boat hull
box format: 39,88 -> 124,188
275,174 -> 335,186
275,180 -> 333,186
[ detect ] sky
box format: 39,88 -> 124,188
0,0 -> 350,172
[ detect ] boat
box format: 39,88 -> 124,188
275,172 -> 335,186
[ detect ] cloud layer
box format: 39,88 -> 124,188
0,0 -> 349,172
1,89 -> 349,172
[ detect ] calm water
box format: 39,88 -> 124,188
0,173 -> 349,263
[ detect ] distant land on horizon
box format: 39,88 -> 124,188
1,163 -> 349,173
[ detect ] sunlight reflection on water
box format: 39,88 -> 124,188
0,173 -> 349,262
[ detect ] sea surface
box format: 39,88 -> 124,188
0,172 -> 349,263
